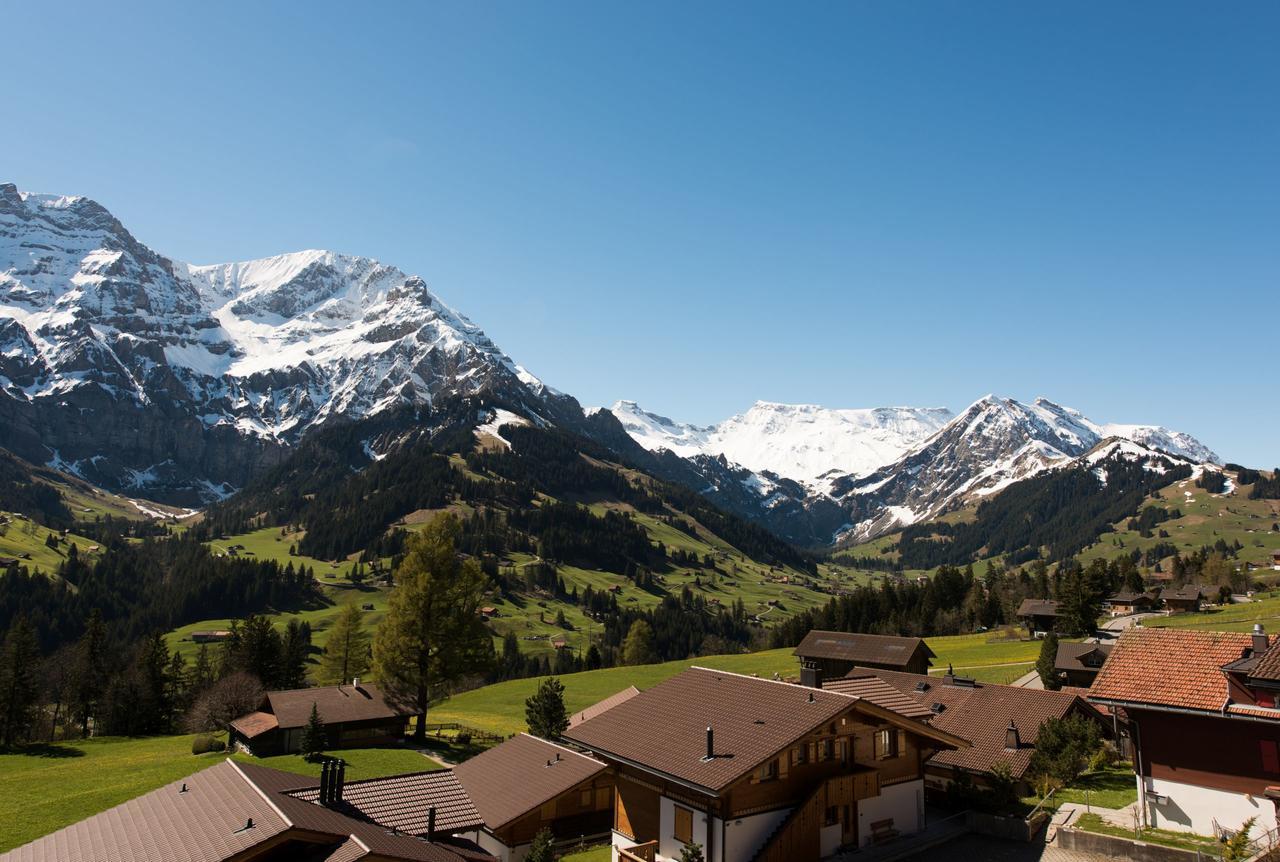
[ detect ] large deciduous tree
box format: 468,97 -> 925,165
373,515 -> 493,742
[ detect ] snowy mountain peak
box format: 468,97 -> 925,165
0,184 -> 549,501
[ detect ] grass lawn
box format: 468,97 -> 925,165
560,845 -> 611,862
1074,812 -> 1220,853
0,735 -> 440,853
1026,765 -> 1138,813
1144,593 -> 1280,634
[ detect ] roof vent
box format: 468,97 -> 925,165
1005,721 -> 1021,751
914,681 -> 929,692
179,783 -> 188,794
807,691 -> 815,703
234,817 -> 256,833
931,703 -> 945,714
704,726 -> 715,761
753,718 -> 766,725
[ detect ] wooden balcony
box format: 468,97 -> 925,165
619,840 -> 658,862
752,770 -> 879,862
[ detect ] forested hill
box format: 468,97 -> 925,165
194,397 -> 813,575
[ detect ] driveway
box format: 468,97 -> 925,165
899,833 -> 1113,862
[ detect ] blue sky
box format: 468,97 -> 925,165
6,2 -> 1278,465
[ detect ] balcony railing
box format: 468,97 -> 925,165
618,840 -> 658,862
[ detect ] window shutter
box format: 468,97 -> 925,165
897,729 -> 907,757
1262,740 -> 1280,774
779,754 -> 789,778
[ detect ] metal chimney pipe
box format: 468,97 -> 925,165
334,759 -> 346,804
319,759 -> 331,805
706,726 -> 713,760
427,806 -> 437,841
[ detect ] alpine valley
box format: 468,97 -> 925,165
0,183 -> 1225,556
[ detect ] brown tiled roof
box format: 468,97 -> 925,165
454,733 -> 606,830
237,760 -> 493,862
1159,585 -> 1205,603
569,685 -> 640,728
1107,591 -> 1153,605
1089,627 -> 1264,713
291,769 -> 483,835
1055,642 -> 1113,673
793,630 -> 934,666
261,682 -> 409,730
0,758 -> 495,862
0,760 -> 290,862
563,667 -> 966,793
1016,598 -> 1059,618
844,668 -> 1089,780
230,710 -> 278,739
823,675 -> 936,720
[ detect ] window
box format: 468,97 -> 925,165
756,758 -> 779,782
1262,740 -> 1280,775
674,806 -> 693,844
792,744 -> 808,766
824,806 -> 839,827
821,738 -> 834,761
875,729 -> 899,760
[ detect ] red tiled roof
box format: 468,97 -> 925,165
229,710 -> 278,739
454,733 -> 607,830
841,668 -> 1089,780
569,685 -> 640,728
1088,627 -> 1263,713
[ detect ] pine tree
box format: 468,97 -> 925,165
72,610 -> 107,738
373,515 -> 494,742
279,620 -> 310,689
301,702 -> 326,762
1036,631 -> 1061,691
622,620 -> 657,666
525,677 -> 569,740
319,604 -> 370,685
526,828 -> 555,862
0,616 -> 41,746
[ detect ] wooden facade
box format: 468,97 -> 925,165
491,771 -> 613,848
1134,709 -> 1280,796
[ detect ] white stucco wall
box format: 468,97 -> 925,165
658,795 -> 710,861
819,823 -> 842,857
717,807 -> 792,862
1145,776 -> 1280,837
855,780 -> 924,847
612,829 -> 640,862
474,830 -> 513,862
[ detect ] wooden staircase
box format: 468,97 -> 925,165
752,771 -> 879,862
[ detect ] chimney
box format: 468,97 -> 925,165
800,659 -> 823,689
427,806 -> 437,841
706,726 -> 714,760
943,663 -> 956,686
1004,721 -> 1020,751
333,759 -> 346,804
353,676 -> 360,688
1254,624 -> 1269,656
319,759 -> 332,805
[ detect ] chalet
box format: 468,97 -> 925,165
563,666 -> 968,862
793,630 -> 935,683
0,758 -> 494,862
191,629 -> 232,644
480,606 -> 499,618
1105,589 -> 1157,617
1090,625 -> 1280,837
454,734 -> 614,860
1015,598 -> 1059,636
826,668 -> 1103,797
1273,550 -> 1280,570
229,678 -> 412,755
1159,584 -> 1205,614
1054,642 -> 1113,688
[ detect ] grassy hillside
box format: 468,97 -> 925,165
1143,591 -> 1280,634
0,735 -> 441,853
432,630 -> 1044,736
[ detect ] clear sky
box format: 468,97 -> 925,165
6,2 -> 1278,465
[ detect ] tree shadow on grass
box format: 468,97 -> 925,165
4,742 -> 85,758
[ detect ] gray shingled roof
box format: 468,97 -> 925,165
793,630 -> 934,666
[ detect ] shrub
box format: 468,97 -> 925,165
456,731 -> 472,746
210,738 -> 226,752
192,734 -> 215,755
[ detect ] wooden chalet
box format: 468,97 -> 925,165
1015,598 -> 1060,636
793,630 -> 935,684
1090,624 -> 1280,838
1159,584 -> 1205,614
230,678 -> 411,756
1054,642 -> 1113,688
563,666 -> 968,862
826,667 -> 1104,797
1104,590 -> 1157,617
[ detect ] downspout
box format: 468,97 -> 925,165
1132,720 -> 1147,828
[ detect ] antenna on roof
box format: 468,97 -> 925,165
179,782 -> 188,794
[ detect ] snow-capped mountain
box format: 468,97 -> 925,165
826,395 -> 1220,544
0,183 -> 564,502
609,400 -> 953,486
